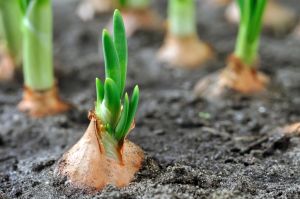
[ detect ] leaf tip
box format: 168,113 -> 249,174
114,9 -> 121,17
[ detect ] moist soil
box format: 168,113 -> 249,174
1,0 -> 300,198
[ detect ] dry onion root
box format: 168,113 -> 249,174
225,0 -> 297,35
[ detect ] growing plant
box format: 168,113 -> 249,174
0,0 -> 22,80
234,0 -> 267,67
158,0 -> 213,68
17,0 -> 69,117
195,0 -> 268,98
226,0 -> 297,35
56,10 -> 144,191
109,0 -> 162,37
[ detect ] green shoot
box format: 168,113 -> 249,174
168,0 -> 196,37
0,0 -> 22,65
117,0 -> 150,9
234,0 -> 267,66
95,9 -> 139,143
0,14 -> 3,41
18,0 -> 54,91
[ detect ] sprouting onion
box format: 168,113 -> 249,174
194,0 -> 268,97
95,9 -> 139,158
168,0 -> 196,37
198,0 -> 267,95
55,10 -> 143,190
19,0 -> 54,91
0,0 -> 22,65
17,0 -> 69,117
234,0 -> 267,66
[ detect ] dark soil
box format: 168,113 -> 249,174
1,0 -> 300,198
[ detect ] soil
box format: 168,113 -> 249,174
1,0 -> 300,198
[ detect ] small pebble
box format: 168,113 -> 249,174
154,129 -> 165,135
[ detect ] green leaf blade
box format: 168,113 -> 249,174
96,78 -> 104,103
118,0 -> 127,7
115,93 -> 130,140
113,9 -> 127,96
103,78 -> 121,128
234,0 -> 266,66
19,0 -> 55,90
120,85 -> 139,140
250,0 -> 267,43
102,29 -> 121,92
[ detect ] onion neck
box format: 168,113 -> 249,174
22,0 -> 54,91
234,24 -> 259,67
94,113 -> 123,164
168,0 -> 196,37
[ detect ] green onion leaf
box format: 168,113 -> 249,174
103,78 -> 121,128
250,0 -> 266,43
0,0 -> 23,64
18,0 -> 30,15
115,93 -> 129,140
113,9 -> 127,96
236,0 -> 244,16
168,0 -> 196,36
19,0 -> 54,91
121,85 -> 139,140
96,78 -> 104,103
102,29 -> 121,93
234,0 -> 266,66
118,0 -> 127,7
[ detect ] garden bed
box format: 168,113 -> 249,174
1,0 -> 300,198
